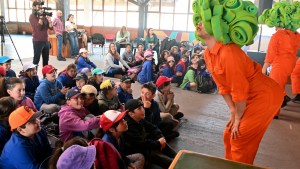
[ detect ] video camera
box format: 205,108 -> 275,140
34,1 -> 53,17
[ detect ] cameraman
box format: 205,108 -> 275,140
29,1 -> 53,67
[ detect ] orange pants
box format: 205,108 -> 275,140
291,58 -> 300,94
223,75 -> 283,164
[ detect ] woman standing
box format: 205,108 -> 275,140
65,14 -> 79,58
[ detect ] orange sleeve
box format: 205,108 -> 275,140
265,33 -> 278,63
221,45 -> 249,102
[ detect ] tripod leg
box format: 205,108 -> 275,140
3,22 -> 23,66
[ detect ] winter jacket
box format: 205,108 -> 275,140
0,121 -> 11,155
0,129 -> 52,169
34,79 -> 64,110
97,92 -> 122,114
162,66 -> 176,78
175,61 -> 187,74
104,52 -> 130,73
76,56 -> 97,73
5,69 -> 16,78
18,97 -> 37,112
137,60 -> 154,84
57,72 -> 76,88
58,104 -> 100,142
137,97 -> 161,126
117,86 -> 133,104
19,75 -> 40,99
123,115 -> 163,155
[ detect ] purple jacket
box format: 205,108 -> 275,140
18,97 -> 37,112
58,105 -> 100,142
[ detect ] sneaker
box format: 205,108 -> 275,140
273,115 -> 279,119
173,112 -> 184,120
292,94 -> 300,103
57,57 -> 66,61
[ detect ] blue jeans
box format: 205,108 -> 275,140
32,41 -> 50,66
68,32 -> 79,56
56,35 -> 63,58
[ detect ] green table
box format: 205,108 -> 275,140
169,150 -> 267,169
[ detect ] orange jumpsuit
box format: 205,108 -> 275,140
265,30 -> 300,95
291,58 -> 300,94
204,42 -> 283,164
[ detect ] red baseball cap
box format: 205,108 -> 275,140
0,65 -> 6,77
156,76 -> 172,88
100,110 -> 127,131
42,65 -> 57,75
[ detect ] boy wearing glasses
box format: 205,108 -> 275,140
59,89 -> 100,142
0,106 -> 52,168
34,65 -> 68,114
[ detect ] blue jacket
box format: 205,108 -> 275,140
0,129 -> 52,169
162,66 -> 176,78
0,121 -> 11,155
57,72 -> 76,88
137,60 -> 154,84
34,79 -> 64,110
117,86 -> 133,104
19,75 -> 40,99
76,56 -> 97,72
5,69 -> 16,78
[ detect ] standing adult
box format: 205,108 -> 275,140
65,14 -> 79,58
262,27 -> 300,109
193,0 -> 283,165
145,28 -> 159,55
116,26 -> 130,54
29,1 -> 53,67
52,10 -> 66,61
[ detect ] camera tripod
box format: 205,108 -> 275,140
0,16 -> 23,66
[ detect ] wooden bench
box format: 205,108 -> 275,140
169,150 -> 267,169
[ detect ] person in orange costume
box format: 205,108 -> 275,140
291,57 -> 300,102
262,27 -> 300,110
197,22 -> 283,165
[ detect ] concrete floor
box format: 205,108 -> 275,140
1,35 -> 300,169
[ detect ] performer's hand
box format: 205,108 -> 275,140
231,119 -> 240,139
226,114 -> 235,131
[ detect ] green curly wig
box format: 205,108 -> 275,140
193,0 -> 259,47
258,1 -> 300,32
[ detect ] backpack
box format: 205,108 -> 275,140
196,74 -> 213,93
89,138 -> 126,169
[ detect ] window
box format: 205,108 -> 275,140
70,0 -> 84,24
160,13 -> 173,30
147,13 -> 159,29
6,0 -> 56,23
93,0 -> 103,10
93,11 -> 104,26
104,0 -> 115,11
161,0 -> 174,13
127,12 -> 139,28
115,12 -> 127,27
104,11 -> 115,27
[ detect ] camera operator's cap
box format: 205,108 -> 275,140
74,73 -> 88,81
79,48 -> 89,54
42,65 -> 57,74
23,63 -> 37,72
56,145 -> 96,169
100,79 -> 115,91
156,76 -> 172,88
66,89 -> 83,100
81,85 -> 97,95
120,75 -> 135,83
0,56 -> 14,64
0,65 -> 5,77
100,110 -> 127,131
125,99 -> 144,112
92,68 -> 104,76
144,50 -> 154,58
167,56 -> 175,62
8,106 -> 42,130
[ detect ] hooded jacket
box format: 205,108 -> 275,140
57,72 -> 76,88
58,104 -> 100,142
97,92 -> 122,114
34,79 -> 64,110
19,75 -> 40,99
